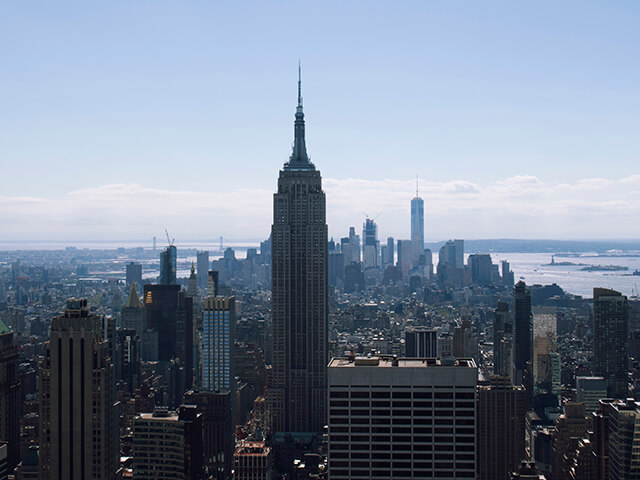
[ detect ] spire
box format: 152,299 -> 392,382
125,282 -> 144,309
298,60 -> 302,107
416,174 -> 419,197
285,63 -> 314,171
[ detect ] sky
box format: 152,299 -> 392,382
1,1 -> 639,244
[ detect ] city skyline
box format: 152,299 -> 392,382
1,2 -> 639,242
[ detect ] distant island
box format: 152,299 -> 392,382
580,265 -> 628,272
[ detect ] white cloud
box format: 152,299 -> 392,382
2,175 -> 640,243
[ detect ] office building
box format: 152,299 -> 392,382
468,254 -> 493,285
234,441 -> 272,480
396,239 -> 412,278
117,329 -> 141,395
269,69 -> 328,434
605,399 -> 640,480
121,282 -> 145,333
196,251 -> 209,293
551,403 -> 587,480
477,376 -> 526,480
144,284 -> 193,390
576,376 -> 607,415
411,185 -> 424,267
159,245 -> 177,285
437,239 -> 465,286
184,390 -> 234,478
502,260 -> 515,286
126,262 -> 143,289
39,298 -> 117,480
0,320 -> 19,471
405,327 -> 438,357
593,288 -> 629,399
202,296 -> 235,392
132,405 -> 203,480
494,301 -> 513,378
328,356 -> 478,479
514,281 -> 533,406
362,218 -> 379,270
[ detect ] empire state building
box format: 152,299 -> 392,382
269,69 -> 328,433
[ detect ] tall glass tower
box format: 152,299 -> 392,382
269,68 -> 328,433
411,180 -> 424,266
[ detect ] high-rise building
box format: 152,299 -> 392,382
494,301 -> 513,378
0,321 -> 19,470
411,185 -> 424,266
202,296 -> 235,393
605,399 -> 640,480
385,237 -> 394,269
468,254 -> 493,285
39,298 -> 117,480
328,356 -> 477,479
362,217 -> 379,270
269,69 -> 328,434
437,239 -> 465,286
126,262 -> 143,289
184,390 -> 234,478
159,245 -> 177,285
196,251 -> 209,293
404,327 -> 438,357
514,281 -> 533,406
477,376 -> 526,480
132,405 -> 203,480
576,376 -> 608,415
593,288 -> 629,399
551,403 -> 587,480
234,441 -> 273,480
121,282 -> 145,333
144,285 -> 193,391
396,239 -> 412,278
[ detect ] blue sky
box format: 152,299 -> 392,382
1,1 -> 639,242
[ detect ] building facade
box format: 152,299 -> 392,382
477,376 -> 526,480
269,70 -> 328,434
593,288 -> 629,399
411,193 -> 424,267
201,296 -> 235,393
328,356 -> 478,479
39,298 -> 117,480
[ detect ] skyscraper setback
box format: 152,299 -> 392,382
269,69 -> 328,433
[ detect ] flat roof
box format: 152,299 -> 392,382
329,356 -> 476,369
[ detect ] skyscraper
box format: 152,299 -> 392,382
404,326 -> 438,357
328,356 -> 478,479
0,320 -> 20,470
411,180 -> 424,266
144,284 -> 193,391
593,287 -> 629,398
39,298 -> 117,480
514,281 -> 533,406
202,296 -> 235,393
196,251 -> 209,293
477,376 -> 526,480
494,301 -> 513,378
269,68 -> 328,434
159,245 -> 177,285
362,217 -> 379,270
125,261 -> 143,288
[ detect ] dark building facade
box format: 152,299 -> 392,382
159,245 -> 177,285
0,321 -> 19,470
144,284 -> 193,390
477,376 -> 526,480
125,262 -> 143,289
593,288 -> 629,399
514,281 -> 533,406
269,70 -> 328,434
39,298 -> 117,480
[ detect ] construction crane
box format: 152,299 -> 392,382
165,229 -> 174,247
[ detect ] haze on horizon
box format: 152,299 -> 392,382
1,1 -> 639,243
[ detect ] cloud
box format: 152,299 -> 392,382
2,175 -> 640,244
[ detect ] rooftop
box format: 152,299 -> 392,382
329,356 -> 476,369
